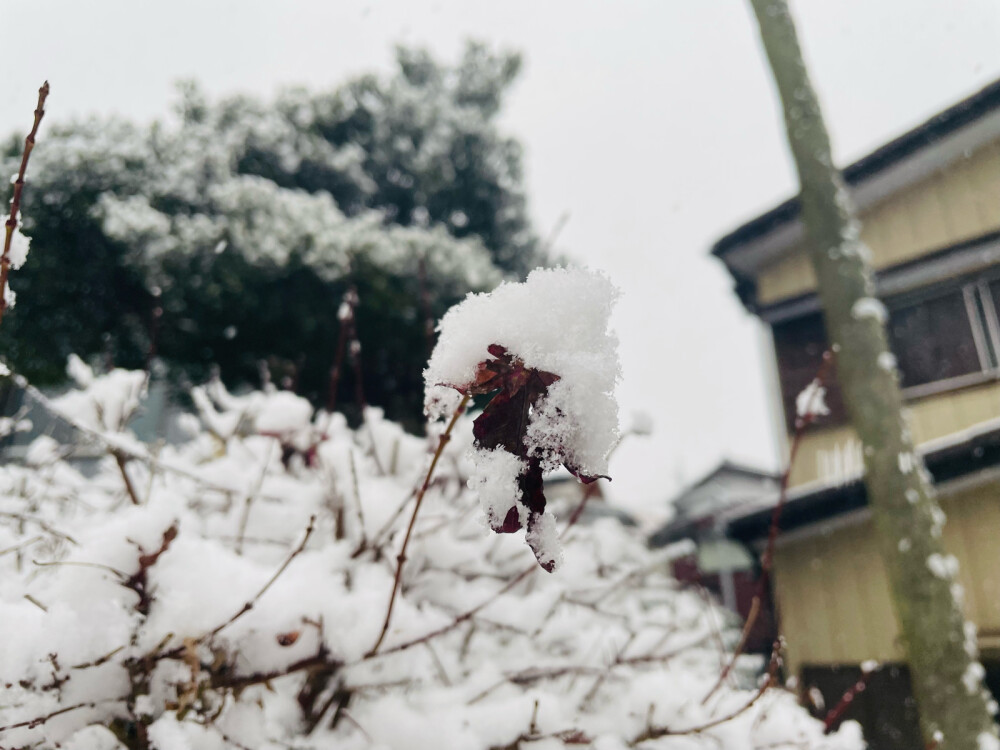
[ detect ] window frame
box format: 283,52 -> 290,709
770,271 -> 1000,433
889,273 -> 1000,400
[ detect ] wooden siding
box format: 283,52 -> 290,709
788,378 -> 1000,488
774,476 -> 1000,677
757,142 -> 1000,306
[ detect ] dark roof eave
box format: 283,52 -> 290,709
727,421 -> 1000,544
713,77 -> 1000,261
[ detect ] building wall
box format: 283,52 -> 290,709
773,475 -> 1000,678
756,142 -> 1000,306
787,378 -> 1000,488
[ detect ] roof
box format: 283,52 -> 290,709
671,459 -> 776,500
726,417 -> 1000,544
649,460 -> 779,547
712,77 -> 1000,262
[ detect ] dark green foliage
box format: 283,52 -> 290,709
1,43 -> 544,428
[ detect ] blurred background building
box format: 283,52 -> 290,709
713,78 -> 1000,748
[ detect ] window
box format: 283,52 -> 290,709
773,277 -> 1000,432
772,312 -> 847,432
800,663 -> 922,750
888,281 -> 1000,391
887,287 -> 983,388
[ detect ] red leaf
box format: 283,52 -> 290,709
449,345 -> 609,571
466,346 -> 557,535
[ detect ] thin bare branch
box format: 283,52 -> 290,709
21,381 -> 283,501
113,451 -> 142,506
367,394 -> 469,656
235,440 -> 276,555
703,351 -> 833,703
0,700 -> 97,733
209,515 -> 316,642
1,81 -> 49,327
630,644 -> 781,745
366,481 -> 599,660
823,664 -> 878,734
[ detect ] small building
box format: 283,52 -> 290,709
650,461 -> 778,654
544,471 -> 638,527
713,78 -> 1000,747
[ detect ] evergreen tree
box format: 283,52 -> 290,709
2,43 -> 544,428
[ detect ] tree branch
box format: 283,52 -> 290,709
366,477 -> 600,660
367,394 -> 469,656
630,644 -> 781,745
208,515 -> 316,642
702,351 -> 832,703
1,81 -> 49,326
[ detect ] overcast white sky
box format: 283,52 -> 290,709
4,0 -> 1000,521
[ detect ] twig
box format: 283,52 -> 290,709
0,535 -> 42,558
423,641 -> 451,686
208,515 -> 316,642
207,650 -> 336,693
630,644 -> 781,745
822,664 -> 877,734
363,486 -> 418,555
20,381 -> 283,501
1,81 -> 49,327
0,510 -> 77,545
113,451 -> 141,506
702,351 -> 833,703
33,558 -> 127,579
0,700 -> 96,733
366,394 -> 469,656
125,523 -> 179,615
325,289 -> 353,413
540,210 -> 571,255
416,256 -> 435,360
347,447 -> 365,540
71,645 -> 126,670
150,518 -> 316,664
366,481 -> 598,660
566,479 -> 602,527
693,583 -> 731,674
23,593 -> 47,612
339,710 -> 373,743
235,440 -> 275,555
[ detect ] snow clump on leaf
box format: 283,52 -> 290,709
425,267 -> 620,571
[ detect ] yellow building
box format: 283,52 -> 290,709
715,79 -> 1000,748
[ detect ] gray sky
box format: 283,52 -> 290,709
4,0 -> 1000,520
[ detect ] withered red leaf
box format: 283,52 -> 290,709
466,346 -> 557,532
452,345 -> 608,571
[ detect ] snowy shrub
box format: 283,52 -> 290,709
2,99 -> 859,746
0,356 -> 861,750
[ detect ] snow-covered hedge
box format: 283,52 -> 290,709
0,355 -> 861,749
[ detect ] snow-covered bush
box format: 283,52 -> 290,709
2,108 -> 859,746
0,353 -> 861,749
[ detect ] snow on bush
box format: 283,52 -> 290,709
0,363 -> 861,749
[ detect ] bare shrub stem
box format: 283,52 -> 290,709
2,81 -> 49,326
367,394 -> 469,656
